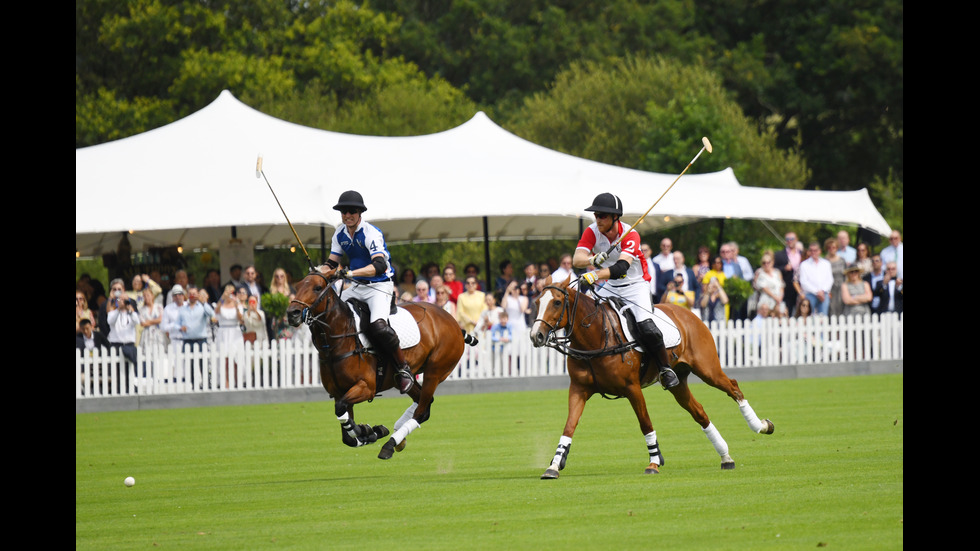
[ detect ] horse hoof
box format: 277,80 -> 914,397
644,463 -> 661,475
762,419 -> 775,435
373,425 -> 390,438
378,438 -> 396,460
541,468 -> 560,480
721,461 -> 736,470
395,439 -> 407,452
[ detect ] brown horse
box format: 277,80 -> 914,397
530,276 -> 774,478
286,266 -> 476,459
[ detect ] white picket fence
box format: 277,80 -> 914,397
76,312 -> 902,399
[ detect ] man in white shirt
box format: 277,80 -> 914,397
879,230 -> 903,280
652,237 -> 675,272
106,278 -> 140,365
161,284 -> 188,381
837,230 -> 857,265
797,242 -> 834,316
550,253 -> 574,285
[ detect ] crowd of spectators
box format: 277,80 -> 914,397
77,229 -> 903,366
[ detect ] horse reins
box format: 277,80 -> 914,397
540,282 -> 637,361
290,270 -> 365,361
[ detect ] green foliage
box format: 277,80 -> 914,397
697,0 -> 903,193
869,168 -> 903,237
723,276 -> 753,310
76,0 -> 901,263
260,291 -> 290,320
508,55 -> 810,190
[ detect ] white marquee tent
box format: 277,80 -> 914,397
76,90 -> 891,262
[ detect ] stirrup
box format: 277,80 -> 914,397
394,366 -> 414,393
659,366 -> 679,390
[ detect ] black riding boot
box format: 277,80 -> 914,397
369,319 -> 415,393
637,319 -> 680,390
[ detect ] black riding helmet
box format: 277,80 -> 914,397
585,192 -> 623,216
333,190 -> 367,213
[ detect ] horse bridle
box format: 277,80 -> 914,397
289,270 -> 362,351
540,282 -> 637,361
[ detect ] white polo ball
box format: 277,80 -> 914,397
124,477 -> 135,487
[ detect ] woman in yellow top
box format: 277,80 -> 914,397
700,255 -> 729,320
455,276 -> 487,334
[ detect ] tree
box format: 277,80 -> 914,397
696,0 -> 903,194
505,54 -> 812,265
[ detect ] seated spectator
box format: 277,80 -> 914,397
434,285 -> 456,317
412,280 -> 433,303
456,276 -> 487,334
490,310 -> 513,347
550,254 -> 574,284
700,277 -> 729,325
475,293 -> 502,336
494,260 -> 515,300
841,265 -> 873,317
463,263 -> 487,292
242,295 -> 268,344
442,266 -> 464,304
427,275 -> 444,302
397,268 -> 417,297
76,289 -> 96,335
76,318 -> 109,354
661,274 -> 695,311
873,262 -> 903,314
753,251 -> 786,315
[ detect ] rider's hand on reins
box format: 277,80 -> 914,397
581,271 -> 600,286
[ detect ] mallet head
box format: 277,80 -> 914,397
702,137 -> 712,154
255,154 -> 264,178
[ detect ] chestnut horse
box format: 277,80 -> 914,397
286,266 -> 476,459
530,276 -> 774,478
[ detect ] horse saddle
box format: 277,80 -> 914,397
605,297 -> 682,350
346,298 -> 421,350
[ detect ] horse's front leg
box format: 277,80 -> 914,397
336,381 -> 388,448
541,381 -> 591,479
622,382 -> 664,475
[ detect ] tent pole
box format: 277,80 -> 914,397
716,219 -> 725,253
483,216 -> 491,293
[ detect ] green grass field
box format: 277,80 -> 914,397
76,374 -> 903,550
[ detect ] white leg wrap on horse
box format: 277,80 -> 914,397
337,412 -> 350,422
394,402 -> 418,431
391,419 -> 419,445
702,422 -> 729,457
738,400 -> 767,433
645,431 -> 663,466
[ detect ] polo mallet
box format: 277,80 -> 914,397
606,137 -> 713,254
255,154 -> 317,271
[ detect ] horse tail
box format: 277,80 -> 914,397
462,329 -> 479,346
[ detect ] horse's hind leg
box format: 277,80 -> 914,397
667,380 -> 735,469
726,379 -> 775,434
379,374 -> 436,460
690,356 -> 775,435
